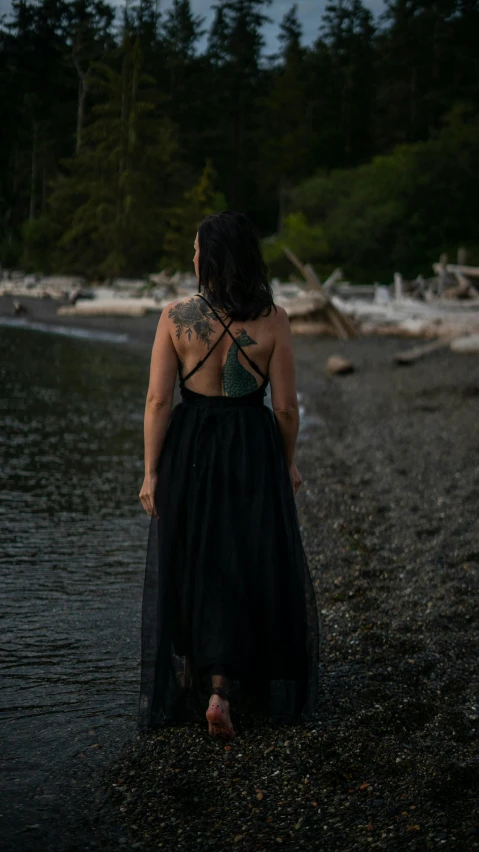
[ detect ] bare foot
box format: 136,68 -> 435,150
206,693 -> 235,738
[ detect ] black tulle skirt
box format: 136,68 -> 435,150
138,381 -> 320,729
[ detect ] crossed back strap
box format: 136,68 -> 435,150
196,293 -> 267,381
179,293 -> 267,386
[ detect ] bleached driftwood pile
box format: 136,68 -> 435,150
0,274 -> 87,300
2,249 -> 478,353
58,295 -> 161,317
278,249 -> 479,348
335,289 -> 479,339
0,271 -> 198,316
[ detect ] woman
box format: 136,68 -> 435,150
138,210 -> 319,738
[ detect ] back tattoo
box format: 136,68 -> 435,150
168,297 -> 260,396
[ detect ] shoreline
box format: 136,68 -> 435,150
3,294 -> 479,358
0,294 -> 160,351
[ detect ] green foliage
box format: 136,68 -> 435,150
20,215 -> 58,272
281,106 -> 479,280
161,160 -> 226,272
0,233 -> 22,269
262,212 -> 328,278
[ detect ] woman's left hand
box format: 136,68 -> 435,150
139,473 -> 159,518
289,462 -> 302,496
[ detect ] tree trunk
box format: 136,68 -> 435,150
117,46 -> 130,237
72,53 -> 90,155
76,74 -> 87,154
42,155 -> 47,214
29,121 -> 38,222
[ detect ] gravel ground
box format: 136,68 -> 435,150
87,337 -> 478,852
2,297 -> 478,851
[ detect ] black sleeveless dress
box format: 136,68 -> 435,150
138,294 -> 319,729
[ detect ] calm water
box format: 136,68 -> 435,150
0,326 -> 151,844
0,322 -> 318,847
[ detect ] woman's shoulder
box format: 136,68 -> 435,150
160,294 -> 289,334
162,294 -> 202,316
258,302 -> 289,332
269,302 -> 288,323
161,294 -> 222,347
161,293 -> 204,326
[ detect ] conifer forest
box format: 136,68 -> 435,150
1,0 -> 479,282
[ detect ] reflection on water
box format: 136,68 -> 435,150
0,327 -> 150,843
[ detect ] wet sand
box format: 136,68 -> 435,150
2,295 -> 478,850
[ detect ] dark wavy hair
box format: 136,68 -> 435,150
197,210 -> 276,321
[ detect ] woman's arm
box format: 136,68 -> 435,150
268,306 -> 302,494
139,307 -> 178,517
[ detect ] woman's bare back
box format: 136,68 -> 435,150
166,293 -> 279,397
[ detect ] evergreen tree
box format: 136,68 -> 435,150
2,0 -> 72,234
161,159 -> 227,270
208,0 -> 273,210
278,2 -> 302,64
319,0 -> 375,166
126,0 -> 160,51
163,0 -> 205,60
374,0 -> 459,149
64,0 -> 116,153
156,0 -> 207,166
2,0 -> 479,274
47,34 -> 182,276
207,0 -> 230,67
254,5 -> 313,231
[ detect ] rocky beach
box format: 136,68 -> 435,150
1,295 -> 478,851
3,0 -> 479,845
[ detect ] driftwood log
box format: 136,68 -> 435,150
450,334 -> 479,354
282,247 -> 358,340
432,258 -> 479,301
393,334 -> 462,364
322,268 -> 344,292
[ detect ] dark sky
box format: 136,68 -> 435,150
0,0 -> 386,53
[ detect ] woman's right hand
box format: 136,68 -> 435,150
289,462 -> 302,496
